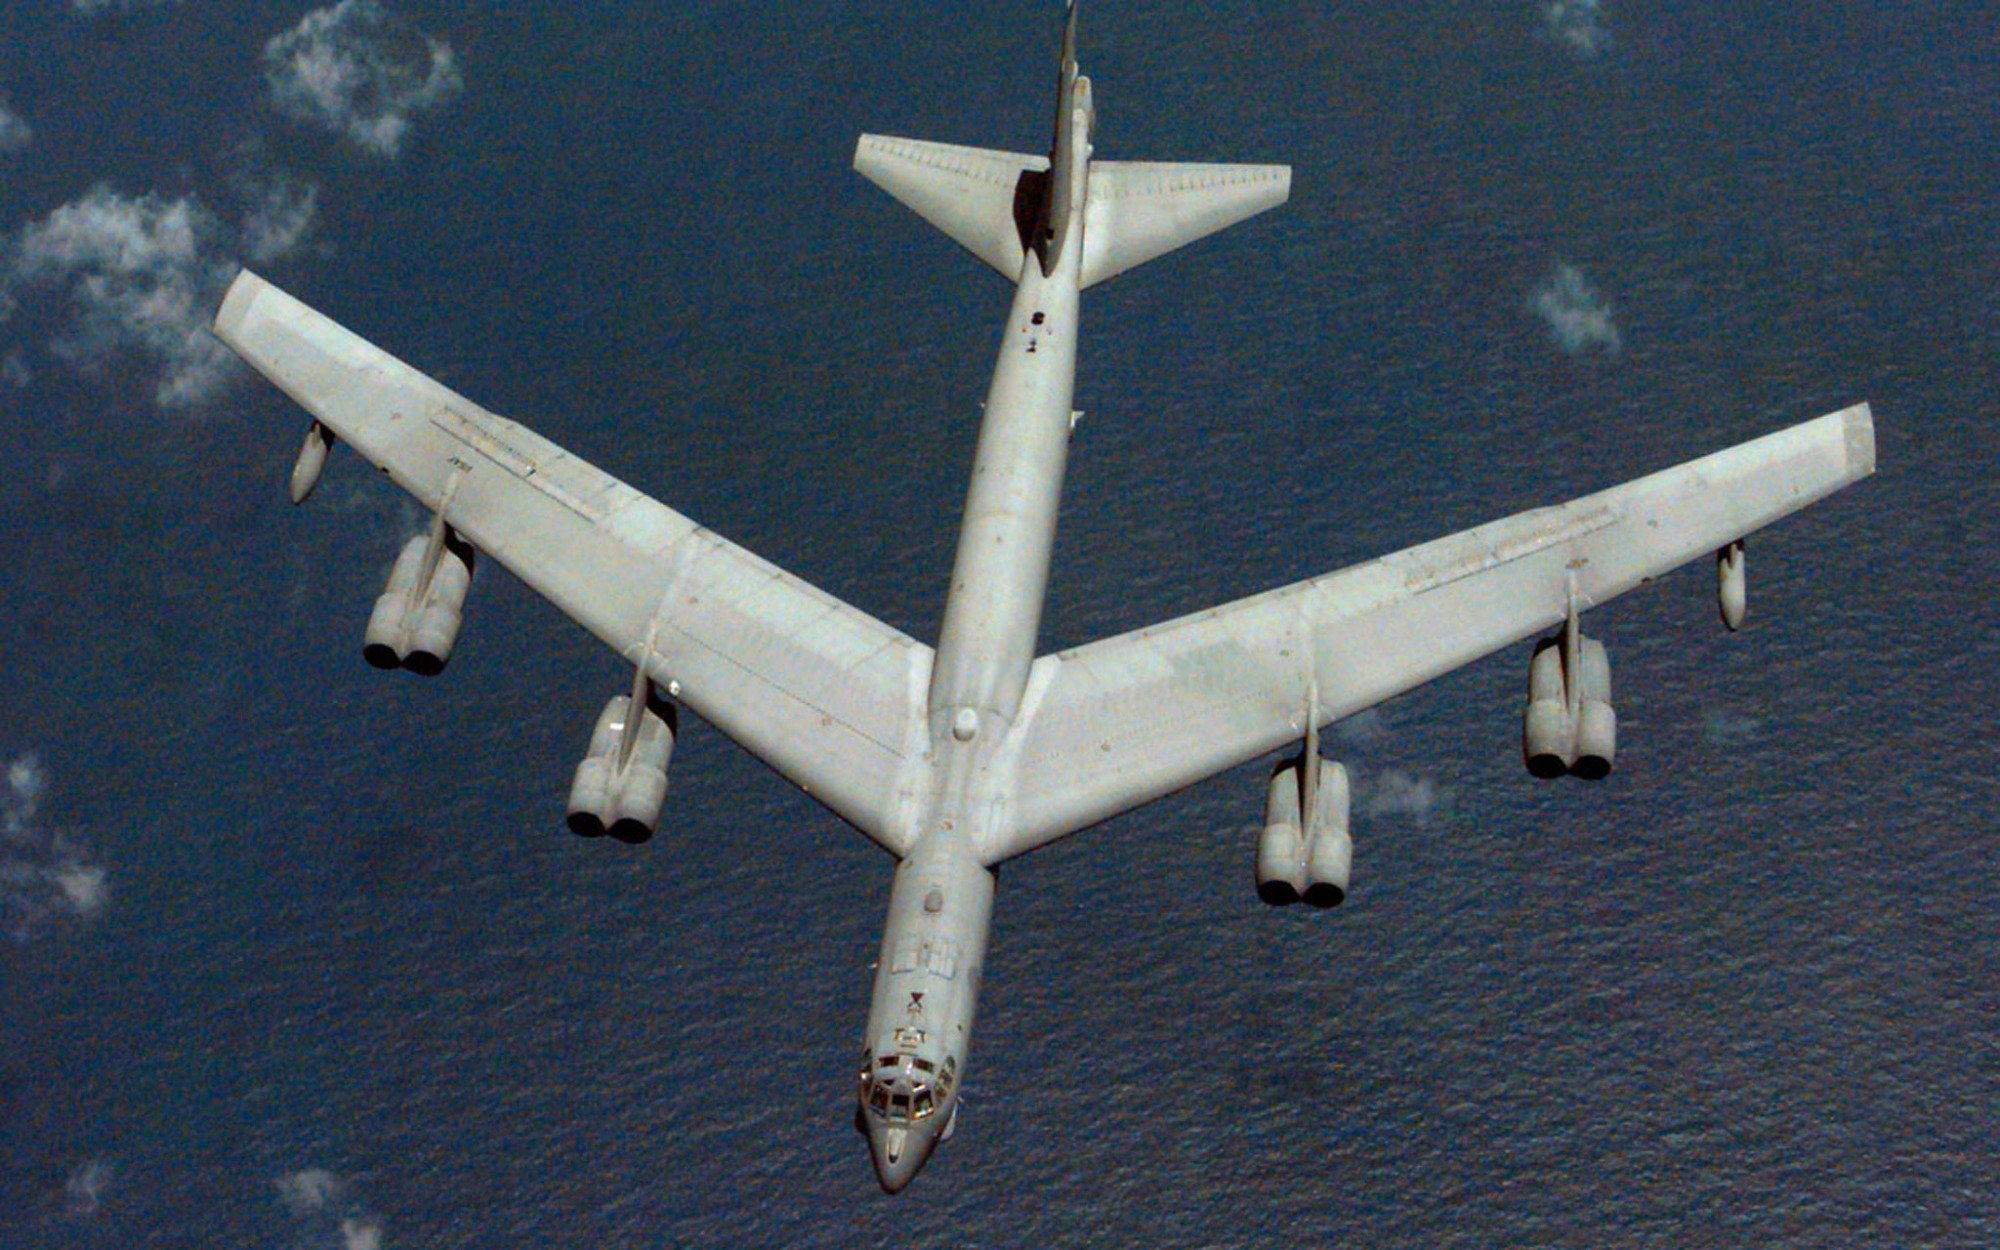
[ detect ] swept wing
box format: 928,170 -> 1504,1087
988,404 -> 1876,861
213,271 -> 933,854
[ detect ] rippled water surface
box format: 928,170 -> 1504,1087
1,3 -> 1994,1247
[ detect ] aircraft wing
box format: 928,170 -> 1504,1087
213,271 -> 932,855
986,404 -> 1876,862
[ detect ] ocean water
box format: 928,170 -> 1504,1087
1,3 -> 1995,1247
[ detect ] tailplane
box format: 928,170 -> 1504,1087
853,135 -> 1048,281
854,0 -> 1290,289
854,139 -> 1290,290
1076,161 -> 1290,288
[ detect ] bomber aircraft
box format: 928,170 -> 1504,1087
212,1 -> 1874,1193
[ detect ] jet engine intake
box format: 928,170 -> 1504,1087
1521,632 -> 1616,779
362,528 -> 476,675
566,690 -> 676,844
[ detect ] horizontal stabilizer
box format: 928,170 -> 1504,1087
1079,161 -> 1291,289
855,135 -> 1049,280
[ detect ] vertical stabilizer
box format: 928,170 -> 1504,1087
1040,0 -> 1093,273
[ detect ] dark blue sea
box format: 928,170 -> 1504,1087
1,2 -> 1994,1246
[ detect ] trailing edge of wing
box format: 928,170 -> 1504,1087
213,271 -> 933,856
986,404 -> 1876,863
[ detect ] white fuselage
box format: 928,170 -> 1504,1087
857,70 -> 1094,1192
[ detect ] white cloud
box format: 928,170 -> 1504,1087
51,860 -> 110,913
278,1168 -> 345,1216
342,1218 -> 385,1250
64,1158 -> 113,1217
1545,0 -> 1612,58
7,189 -> 239,407
7,752 -> 48,820
69,0 -> 179,13
1333,708 -> 1388,746
0,97 -> 30,153
1529,262 -> 1622,356
2,752 -> 108,942
2,179 -> 318,408
1362,768 -> 1446,821
1702,709 -> 1762,746
265,0 -> 463,158
243,176 -> 321,265
278,1169 -> 386,1250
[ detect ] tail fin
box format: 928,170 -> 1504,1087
1077,161 -> 1291,288
854,135 -> 1048,281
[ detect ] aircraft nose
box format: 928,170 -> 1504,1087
867,1121 -> 931,1193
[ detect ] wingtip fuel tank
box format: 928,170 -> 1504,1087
1718,541 -> 1747,631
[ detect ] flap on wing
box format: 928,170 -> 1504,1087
985,405 -> 1875,862
214,271 -> 933,855
1078,161 -> 1292,289
854,135 -> 1049,280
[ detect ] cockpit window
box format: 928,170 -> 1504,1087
864,1051 -> 958,1122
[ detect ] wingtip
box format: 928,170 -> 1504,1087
212,268 -> 268,344
1842,400 -> 1876,479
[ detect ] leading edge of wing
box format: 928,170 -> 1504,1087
987,404 -> 1876,862
214,270 -> 934,855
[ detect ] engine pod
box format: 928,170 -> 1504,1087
1255,762 -> 1306,905
1522,638 -> 1574,777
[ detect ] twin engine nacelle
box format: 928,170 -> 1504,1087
1523,632 -> 1617,780
363,530 -> 476,676
1256,756 -> 1352,909
566,691 -> 676,844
